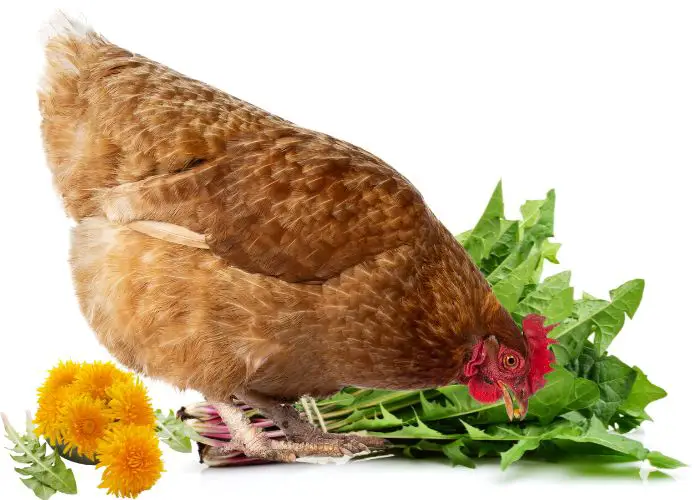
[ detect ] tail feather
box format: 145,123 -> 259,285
39,11 -> 93,48
39,11 -> 99,95
39,11 -> 109,219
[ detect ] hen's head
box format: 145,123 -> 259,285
458,313 -> 557,420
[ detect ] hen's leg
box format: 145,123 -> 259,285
204,402 -> 349,463
249,396 -> 386,455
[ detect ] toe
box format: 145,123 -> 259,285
269,450 -> 297,463
272,440 -> 346,459
339,439 -> 369,454
354,435 -> 387,449
313,443 -> 348,457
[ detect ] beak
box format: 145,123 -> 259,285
497,382 -> 528,421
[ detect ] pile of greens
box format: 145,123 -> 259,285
185,182 -> 683,471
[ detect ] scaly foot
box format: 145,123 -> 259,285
209,402 -> 365,463
262,401 -> 387,456
288,429 -> 386,455
202,435 -> 351,464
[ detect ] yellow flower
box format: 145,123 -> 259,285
72,361 -> 132,402
106,379 -> 156,428
60,395 -> 110,460
36,360 -> 83,400
34,386 -> 71,444
97,424 -> 164,498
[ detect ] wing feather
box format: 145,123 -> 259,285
104,128 -> 430,282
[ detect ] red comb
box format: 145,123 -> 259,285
522,314 -> 558,394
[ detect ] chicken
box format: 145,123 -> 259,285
39,14 -> 555,462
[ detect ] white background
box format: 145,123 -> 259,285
1,1 -> 698,499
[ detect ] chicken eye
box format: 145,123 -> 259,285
503,354 -> 518,369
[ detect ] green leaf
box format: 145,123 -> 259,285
324,390 -> 421,429
528,366 -> 576,424
566,378 -> 600,411
402,439 -> 445,458
609,280 -> 644,319
500,439 -> 541,470
513,271 -> 574,323
531,240 -> 561,285
559,411 -> 588,424
11,452 -> 37,464
619,367 -> 667,419
472,441 -> 511,458
487,190 -> 556,288
156,409 -> 200,453
336,404 -> 403,432
461,420 -> 565,441
461,421 -> 494,440
541,239 -> 561,264
592,280 -> 645,354
463,411 -> 676,470
492,249 -> 541,312
416,386 -> 496,422
37,455 -> 76,494
646,451 -> 686,469
479,219 -> 519,276
21,477 -> 56,500
345,389 -> 402,408
458,181 -> 504,264
2,413 -> 77,498
464,416 -> 655,466
520,189 -> 555,242
610,412 -> 646,433
588,355 -> 638,424
316,389 -> 357,408
442,439 -> 476,468
486,242 -> 533,286
466,405 -> 513,425
520,199 -> 545,229
550,279 -> 645,361
566,342 -> 598,378
370,416 -> 457,440
561,417 -> 647,460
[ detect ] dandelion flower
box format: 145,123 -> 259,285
34,386 -> 71,444
106,379 -> 156,428
37,360 -> 83,399
72,361 -> 132,402
97,424 -> 164,498
61,394 -> 110,459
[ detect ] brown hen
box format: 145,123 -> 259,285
39,14 -> 551,462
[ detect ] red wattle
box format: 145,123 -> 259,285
468,376 -> 502,403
